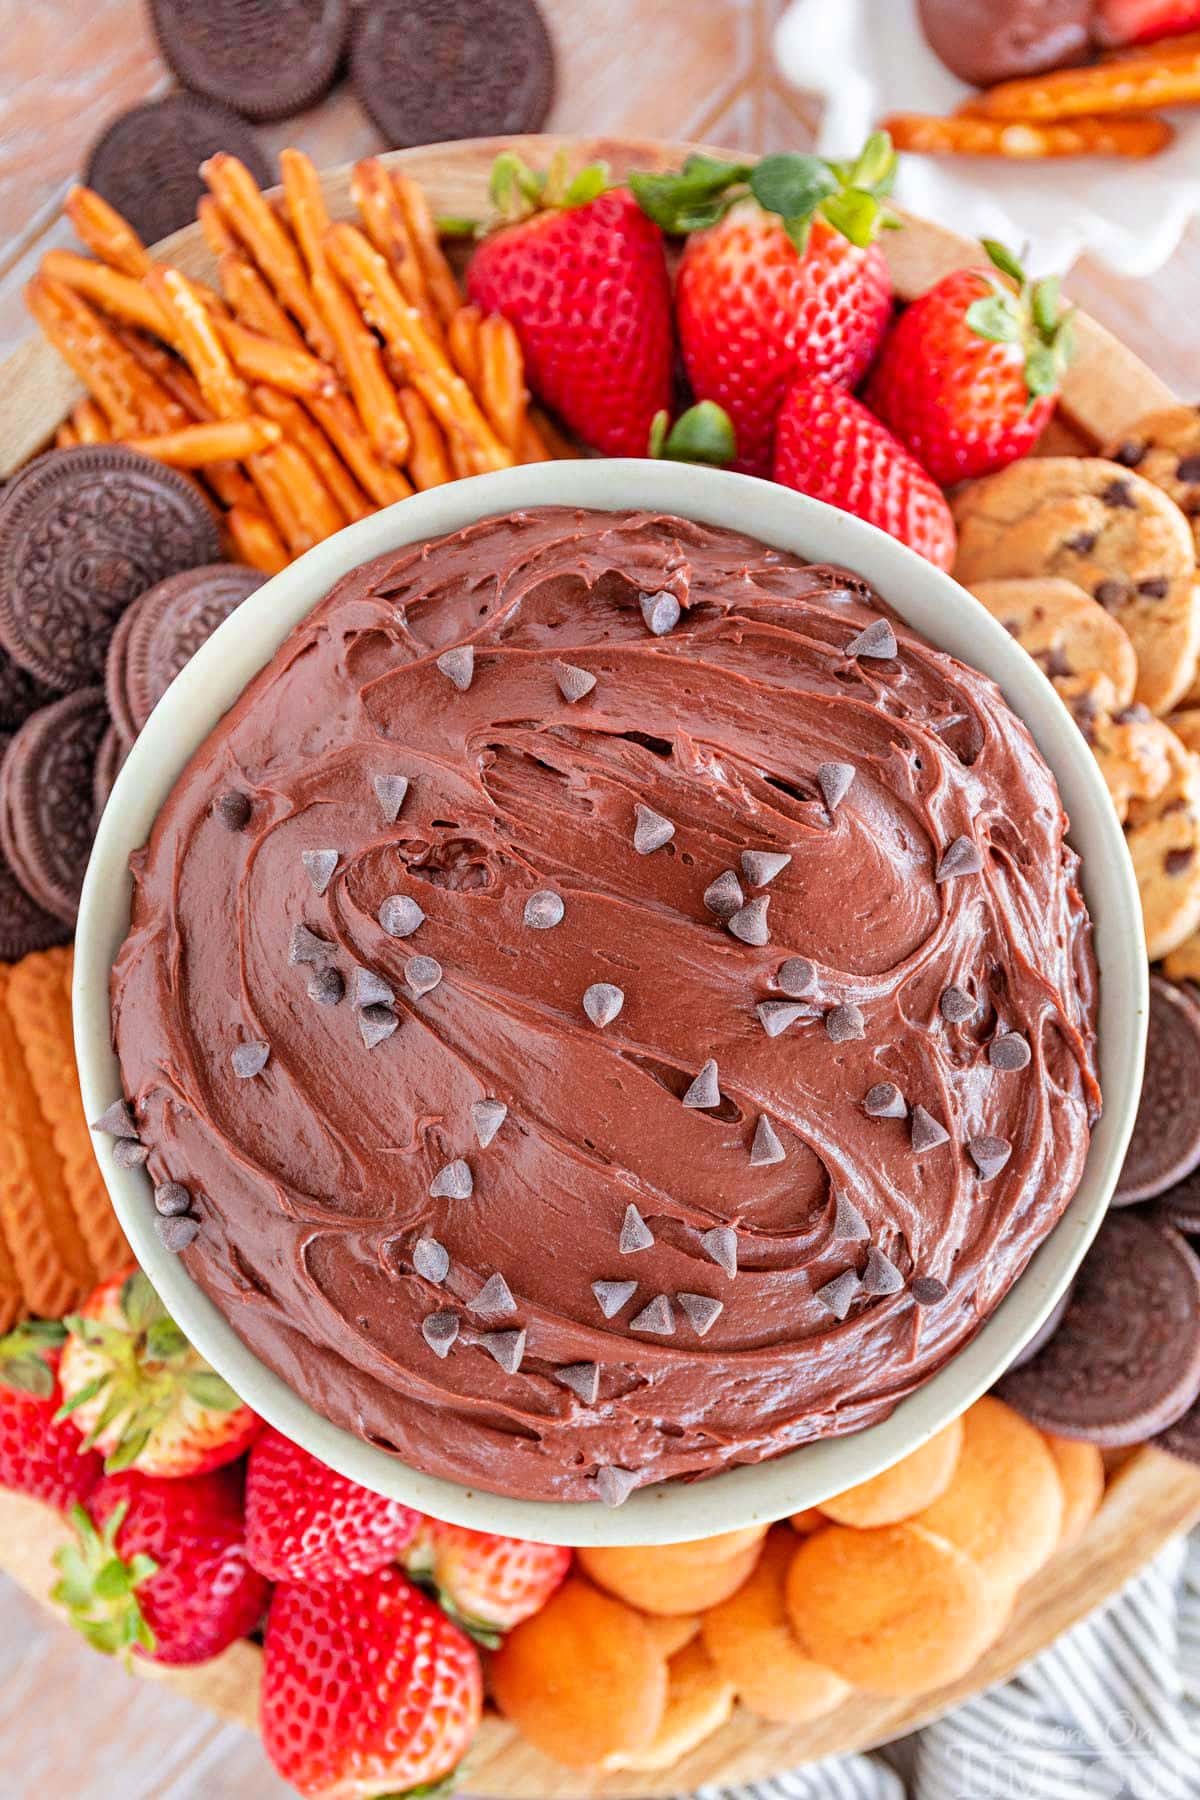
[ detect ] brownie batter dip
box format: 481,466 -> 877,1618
112,508 -> 1100,1506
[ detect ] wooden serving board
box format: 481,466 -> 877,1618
0,135 -> 1194,1790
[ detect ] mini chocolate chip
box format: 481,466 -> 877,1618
862,1246 -> 904,1296
405,955 -> 443,997
436,645 -> 475,690
911,1104 -> 950,1153
640,590 -> 680,635
833,1192 -> 869,1241
413,1237 -> 450,1283
825,1002 -> 865,1043
940,984 -> 977,1024
301,848 -> 337,895
91,1099 -> 138,1139
815,1270 -> 860,1319
1178,454 -> 1200,482
230,1040 -> 269,1079
156,1213 -> 199,1253
633,803 -> 675,854
677,1292 -> 723,1336
583,982 -> 624,1028
112,1138 -> 149,1168
728,896 -> 770,945
595,1464 -> 638,1507
592,1278 -> 637,1317
969,1134 -> 1012,1179
756,1000 -> 816,1038
288,924 -> 329,965
307,965 -> 345,1006
741,849 -> 791,887
1037,645 -> 1072,680
471,1098 -> 507,1147
629,1294 -> 674,1334
473,1272 -> 516,1317
778,957 -> 816,997
1102,478 -> 1136,508
373,773 -> 409,822
700,1226 -> 738,1277
215,789 -> 251,831
1094,578 -> 1129,609
1066,531 -> 1097,554
1114,702 -> 1152,723
620,1204 -> 654,1253
555,661 -> 597,703
846,619 -> 897,659
422,1311 -> 459,1356
1167,847 -> 1196,877
1112,440 -> 1146,467
864,1081 -> 906,1119
682,1059 -> 721,1108
430,1159 -> 473,1199
935,836 -> 983,881
480,1328 -> 527,1375
703,869 -> 744,919
1137,577 -> 1169,599
355,967 -> 395,1007
554,1362 -> 599,1404
750,1114 -> 786,1166
359,1004 -> 398,1049
524,889 -> 565,929
989,1032 -> 1031,1070
817,761 -> 857,814
154,1180 -> 191,1217
379,893 -> 425,937
911,1276 -> 947,1306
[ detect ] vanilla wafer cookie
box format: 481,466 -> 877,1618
6,948 -> 128,1283
0,963 -> 94,1316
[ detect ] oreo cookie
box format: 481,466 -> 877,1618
124,564 -> 264,730
85,95 -> 273,246
92,723 -> 130,831
0,650 -> 54,733
150,0 -> 350,123
1152,1394 -> 1200,1466
1113,974 -> 1200,1205
104,592 -> 142,747
1005,1281 -> 1073,1372
0,689 -> 109,926
0,734 -> 72,959
1162,1166 -> 1200,1236
996,1214 -> 1200,1446
0,448 -> 221,693
351,0 -> 555,149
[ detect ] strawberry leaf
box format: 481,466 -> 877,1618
564,162 -> 610,207
983,239 -> 1027,285
848,131 -> 898,193
55,1374 -> 107,1420
1024,343 -> 1062,400
966,295 -> 1021,344
1032,275 -> 1061,339
628,156 -> 751,234
649,401 -> 735,467
53,1500 -> 158,1662
144,1317 -> 188,1363
121,1271 -> 164,1333
0,1321 -> 66,1396
749,155 -> 838,225
103,1425 -> 151,1473
182,1370 -> 244,1411
819,187 -> 880,250
647,410 -> 669,459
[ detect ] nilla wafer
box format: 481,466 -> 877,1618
1044,1434 -> 1105,1549
491,1577 -> 667,1769
605,1639 -> 734,1772
820,1418 -> 963,1528
643,1614 -> 702,1658
911,1397 -> 1064,1592
789,1506 -> 826,1534
703,1525 -> 851,1724
578,1527 -> 766,1616
785,1521 -> 996,1697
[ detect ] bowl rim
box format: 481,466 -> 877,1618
74,459 -> 1147,1546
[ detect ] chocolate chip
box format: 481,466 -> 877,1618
741,849 -> 791,888
677,1292 -> 723,1336
911,1104 -> 950,1153
1112,441 -> 1146,467
1065,531 -> 1097,554
413,1236 -> 450,1283
756,999 -> 815,1037
91,1099 -> 138,1138
592,1277 -> 637,1318
1167,847 -> 1196,877
1178,455 -> 1200,483
471,1098 -> 507,1147
1095,578 -> 1129,610
833,1192 -> 869,1241
554,661 -> 597,703
554,1362 -> 600,1404
1038,645 -> 1072,680
436,645 -> 475,690
846,619 -> 897,660
989,1032 -> 1031,1070
373,773 -> 409,822
307,965 -> 345,1006
1137,577 -> 1169,599
620,1204 -> 654,1253
911,1277 -> 947,1306
817,761 -> 856,814
862,1246 -> 904,1296
230,1040 -> 269,1079
214,789 -> 251,831
940,984 -> 977,1024
703,869 -> 743,919
156,1213 -> 199,1253
430,1158 -> 473,1199
288,923 -> 329,965
595,1464 -> 638,1506
154,1180 -> 191,1216
473,1272 -> 516,1317
728,896 -> 770,945
633,803 -> 675,854
683,1059 -> 721,1108
777,957 -> 816,997
825,1002 -> 865,1043
405,955 -> 443,997
1114,703 -> 1152,724
379,893 -> 425,937
935,836 -> 983,881
583,982 -> 624,1029
355,967 -> 395,1007
359,1004 -> 398,1049
629,1294 -> 674,1334
864,1081 -> 906,1119
301,848 -> 337,895
524,889 -> 565,929
815,1270 -> 860,1319
422,1311 -> 458,1356
969,1134 -> 1012,1179
1102,479 -> 1136,509
750,1114 -> 786,1166
112,1138 -> 149,1168
640,590 -> 680,635
700,1225 -> 738,1277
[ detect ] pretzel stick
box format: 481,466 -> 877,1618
519,416 -> 553,463
252,386 -> 370,522
71,398 -> 111,444
115,326 -> 260,512
197,194 -> 239,262
883,111 -> 1174,157
226,504 -> 289,575
448,303 -> 481,388
976,46 -> 1200,119
398,389 -> 452,489
351,159 -> 444,340
65,184 -> 152,276
216,316 -> 338,397
26,276 -> 168,435
392,171 -> 462,327
41,248 -> 172,337
477,313 -> 528,453
201,154 -> 337,362
122,417 -> 282,467
324,224 -> 513,473
1102,28 -> 1200,59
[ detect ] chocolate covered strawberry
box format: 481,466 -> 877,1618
245,1426 -> 422,1583
0,1319 -> 101,1511
405,1519 -> 571,1644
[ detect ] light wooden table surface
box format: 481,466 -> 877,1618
1,2 -> 1198,1794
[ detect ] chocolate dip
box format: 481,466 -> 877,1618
112,508 -> 1100,1505
918,0 -> 1092,87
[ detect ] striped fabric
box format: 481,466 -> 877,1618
692,1532 -> 1200,1800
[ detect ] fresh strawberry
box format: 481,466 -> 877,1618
245,1426 -> 422,1583
1093,0 -> 1200,44
405,1520 -> 571,1645
864,241 -> 1074,487
773,380 -> 957,572
262,1566 -> 482,1799
466,151 -> 673,457
631,137 -> 897,475
53,1466 -> 269,1665
0,1320 -> 101,1511
56,1268 -> 260,1477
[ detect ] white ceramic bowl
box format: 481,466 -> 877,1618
74,461 -> 1146,1546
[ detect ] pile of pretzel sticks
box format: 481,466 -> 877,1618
27,150 -> 562,574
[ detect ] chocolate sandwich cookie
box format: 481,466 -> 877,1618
351,0 -> 555,149
150,0 -> 350,124
92,722 -> 130,832
1153,1393 -> 1200,1466
1113,975 -> 1200,1205
997,1214 -> 1200,1446
1161,1166 -> 1200,1236
104,591 -> 143,748
124,564 -> 264,730
0,650 -> 53,733
85,95 -> 273,247
0,734 -> 72,959
0,447 -> 220,694
0,689 -> 109,926
1006,1281 -> 1073,1371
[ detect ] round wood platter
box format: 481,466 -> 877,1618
0,135 -> 1195,1792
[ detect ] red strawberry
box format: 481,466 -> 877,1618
631,139 -> 897,475
245,1427 -> 422,1583
864,241 -> 1074,487
467,151 -> 673,457
53,1466 -> 269,1665
0,1320 -> 101,1511
262,1566 -> 482,1799
405,1520 -> 571,1644
1093,0 -> 1200,43
57,1268 -> 260,1477
773,380 -> 957,572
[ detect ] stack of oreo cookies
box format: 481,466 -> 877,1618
0,445 -> 260,959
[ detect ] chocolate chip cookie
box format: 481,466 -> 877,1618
969,575 -> 1137,711
1124,719 -> 1200,961
953,458 -> 1199,716
1070,683 -> 1172,825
